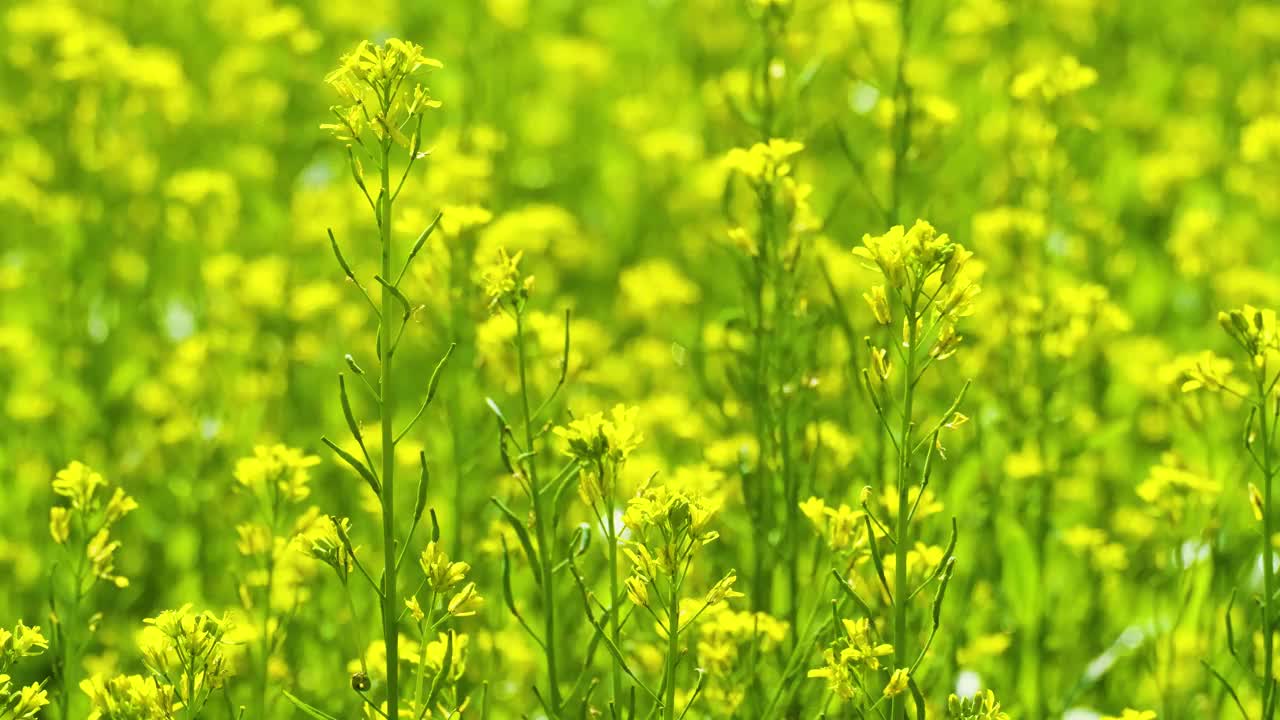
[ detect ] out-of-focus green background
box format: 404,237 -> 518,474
2,0 -> 1280,718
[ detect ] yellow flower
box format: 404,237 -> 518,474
233,444 -> 320,503
1101,711 -> 1156,720
322,39 -> 442,144
799,497 -> 827,526
1177,351 -> 1236,393
82,674 -> 179,720
87,529 -> 128,588
301,515 -> 353,579
52,461 -> 106,510
864,285 -> 892,325
704,570 -> 745,606
1011,55 -> 1098,102
447,582 -> 484,617
480,247 -> 530,308
947,689 -> 1010,719
420,542 -> 470,593
883,667 -> 910,697
807,647 -> 861,700
870,344 -> 892,381
405,596 -> 425,623
1,621 -> 48,657
554,404 -> 645,478
625,575 -> 650,607
49,507 -> 70,544
1220,305 -> 1279,360
103,487 -> 139,524
840,618 -> 894,670
9,683 -> 50,719
725,138 -> 804,184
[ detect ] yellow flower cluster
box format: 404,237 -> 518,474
321,39 -> 443,146
0,621 -> 50,720
233,444 -> 320,503
624,483 -> 721,553
854,220 -> 977,305
77,607 -> 235,719
798,496 -> 865,552
1135,453 -> 1220,524
81,675 -> 178,720
420,541 -> 471,593
1101,711 -> 1156,720
725,138 -> 804,185
300,515 -> 354,581
555,403 -> 644,505
1011,55 -> 1099,103
696,605 -> 788,715
807,617 -> 895,700
480,247 -> 534,310
50,461 -> 137,588
947,690 -> 1011,719
555,404 -> 644,467
1219,305 -> 1279,366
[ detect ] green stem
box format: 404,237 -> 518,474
607,478 -> 624,710
414,591 -> 438,712
59,518 -> 89,720
891,304 -> 918,720
664,578 -> 680,720
1259,371 -> 1275,720
516,307 -> 562,710
378,136 -> 401,720
259,550 -> 275,718
260,481 -> 280,719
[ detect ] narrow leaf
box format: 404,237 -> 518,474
282,690 -> 340,720
322,436 -> 380,496
491,496 -> 541,585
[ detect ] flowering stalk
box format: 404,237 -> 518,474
516,305 -> 564,709
375,112 -> 403,720
554,405 -> 643,712
1198,306 -> 1280,719
809,222 -> 976,717
313,39 -> 451,720
890,297 -> 918,720
621,482 -> 742,719
231,445 -> 319,720
482,247 -> 572,711
722,133 -> 819,629
46,462 -> 135,720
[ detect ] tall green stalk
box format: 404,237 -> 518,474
312,39 -> 450,720
1258,367 -> 1276,720
607,481 -> 624,712
377,136 -> 401,720
515,307 -> 563,709
891,302 -> 918,720
664,574 -> 681,720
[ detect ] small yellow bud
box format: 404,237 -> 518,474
50,507 -> 70,544
864,285 -> 892,325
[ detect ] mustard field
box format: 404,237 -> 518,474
2,1 -> 1280,719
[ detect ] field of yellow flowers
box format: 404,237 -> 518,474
3,1 -> 1280,718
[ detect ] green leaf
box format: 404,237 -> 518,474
996,520 -> 1039,629
491,496 -> 541,585
425,629 -> 454,708
282,690 -> 340,720
322,436 -> 381,496
374,274 -> 412,318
